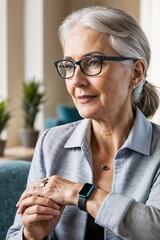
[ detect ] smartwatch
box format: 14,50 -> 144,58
78,183 -> 95,212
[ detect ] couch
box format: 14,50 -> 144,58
0,160 -> 31,240
45,104 -> 82,129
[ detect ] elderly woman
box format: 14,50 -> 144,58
7,6 -> 160,240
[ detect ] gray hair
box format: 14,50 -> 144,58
59,6 -> 159,118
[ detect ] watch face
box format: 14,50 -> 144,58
79,183 -> 94,198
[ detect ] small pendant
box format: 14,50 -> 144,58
102,165 -> 110,171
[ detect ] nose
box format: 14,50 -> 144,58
72,65 -> 89,87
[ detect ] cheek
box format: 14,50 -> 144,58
106,66 -> 131,90
65,81 -> 74,97
99,68 -> 131,99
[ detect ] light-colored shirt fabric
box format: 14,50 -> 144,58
6,107 -> 160,240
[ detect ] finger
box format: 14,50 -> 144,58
17,179 -> 49,206
17,187 -> 39,206
23,205 -> 60,217
22,205 -> 65,226
18,196 -> 61,214
22,212 -> 54,224
24,204 -> 60,216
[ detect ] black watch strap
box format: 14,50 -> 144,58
78,183 -> 95,212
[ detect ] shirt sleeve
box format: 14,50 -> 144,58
95,188 -> 160,240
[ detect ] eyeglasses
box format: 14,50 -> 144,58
54,55 -> 134,79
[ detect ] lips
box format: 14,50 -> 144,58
77,95 -> 97,104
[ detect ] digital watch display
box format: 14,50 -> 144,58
78,183 -> 95,211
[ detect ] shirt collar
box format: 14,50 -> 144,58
118,107 -> 152,156
64,119 -> 91,152
64,107 -> 152,156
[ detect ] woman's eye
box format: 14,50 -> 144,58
88,59 -> 100,67
65,63 -> 74,71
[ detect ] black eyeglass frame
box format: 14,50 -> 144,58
54,55 -> 134,79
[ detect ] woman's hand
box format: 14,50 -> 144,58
16,176 -> 82,239
17,195 -> 64,240
17,176 -> 83,208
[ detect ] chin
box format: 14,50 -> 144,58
78,109 -> 96,119
75,102 -> 99,119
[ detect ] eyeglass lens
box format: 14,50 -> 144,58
57,56 -> 102,79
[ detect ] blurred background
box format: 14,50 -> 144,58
0,0 -> 160,147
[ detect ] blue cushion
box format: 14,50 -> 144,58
0,160 -> 30,240
44,118 -> 65,129
57,105 -> 82,123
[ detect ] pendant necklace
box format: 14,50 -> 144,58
102,165 -> 110,171
101,161 -> 113,171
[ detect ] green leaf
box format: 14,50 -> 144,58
21,78 -> 45,129
0,99 -> 11,136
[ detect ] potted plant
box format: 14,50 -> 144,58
0,99 -> 11,156
20,77 -> 45,148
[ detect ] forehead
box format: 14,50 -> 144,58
64,25 -> 114,58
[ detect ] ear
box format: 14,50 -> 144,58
130,60 -> 145,87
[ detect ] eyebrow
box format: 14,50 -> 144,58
63,51 -> 105,60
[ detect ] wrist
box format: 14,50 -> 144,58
69,183 -> 83,206
86,188 -> 107,218
23,228 -> 43,240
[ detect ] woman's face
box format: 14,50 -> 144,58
63,26 -> 133,120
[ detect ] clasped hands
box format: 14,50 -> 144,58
16,176 -> 82,240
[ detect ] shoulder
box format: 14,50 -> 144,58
151,121 -> 160,138
151,121 -> 160,130
148,121 -> 160,155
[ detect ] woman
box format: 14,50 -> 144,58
7,6 -> 160,240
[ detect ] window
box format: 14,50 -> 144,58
140,0 -> 160,123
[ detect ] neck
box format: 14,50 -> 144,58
91,109 -> 135,156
